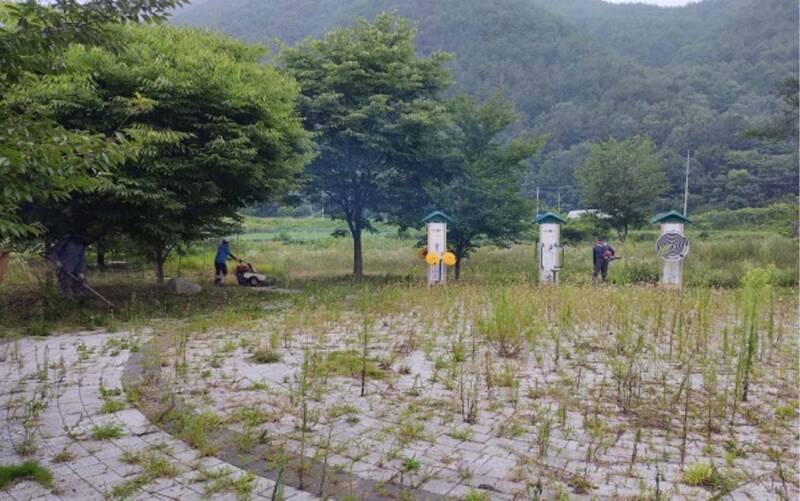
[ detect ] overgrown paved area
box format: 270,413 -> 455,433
1,278 -> 781,500
160,284 -> 798,500
0,331 -> 315,500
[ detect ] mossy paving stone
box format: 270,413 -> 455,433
123,343 -> 450,500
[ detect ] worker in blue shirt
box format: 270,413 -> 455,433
214,239 -> 239,286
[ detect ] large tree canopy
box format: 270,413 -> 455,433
426,92 -> 541,279
280,14 -> 452,277
576,136 -> 668,240
0,0 -> 186,240
14,25 -> 312,281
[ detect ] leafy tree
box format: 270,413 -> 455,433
576,137 -> 667,240
15,25 -> 311,282
280,14 -> 451,277
427,93 -> 540,279
723,169 -> 760,209
0,0 -> 186,241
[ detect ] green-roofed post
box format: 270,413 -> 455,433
535,212 -> 567,285
421,211 -> 453,286
651,210 -> 691,288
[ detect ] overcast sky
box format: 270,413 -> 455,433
604,0 -> 701,6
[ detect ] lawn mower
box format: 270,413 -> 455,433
234,261 -> 277,287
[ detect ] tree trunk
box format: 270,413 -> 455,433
454,256 -> 462,280
352,229 -> 363,278
154,250 -> 166,284
96,248 -> 106,270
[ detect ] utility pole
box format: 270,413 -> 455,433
535,186 -> 540,216
557,188 -> 561,214
683,150 -> 690,216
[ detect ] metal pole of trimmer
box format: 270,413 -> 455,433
43,255 -> 116,309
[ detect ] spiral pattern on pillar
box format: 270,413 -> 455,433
656,232 -> 689,262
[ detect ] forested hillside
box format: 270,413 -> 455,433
175,0 -> 798,212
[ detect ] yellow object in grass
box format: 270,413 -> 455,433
443,252 -> 457,267
425,251 -> 441,265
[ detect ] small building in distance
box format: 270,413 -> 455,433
566,209 -> 610,220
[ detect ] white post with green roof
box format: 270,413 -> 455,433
421,211 -> 453,286
535,212 -> 566,285
651,211 -> 691,288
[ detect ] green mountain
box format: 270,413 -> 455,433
174,0 -> 798,211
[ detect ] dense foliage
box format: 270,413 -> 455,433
280,14 -> 451,277
426,93 -> 540,278
0,0 -> 186,239
13,25 -> 311,281
175,0 -> 799,212
576,137 -> 668,239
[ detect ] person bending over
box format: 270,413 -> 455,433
592,237 -> 615,282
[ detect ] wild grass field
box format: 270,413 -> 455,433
0,217 -> 797,336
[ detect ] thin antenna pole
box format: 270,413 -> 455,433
536,186 -> 540,216
683,150 -> 690,216
557,188 -> 561,214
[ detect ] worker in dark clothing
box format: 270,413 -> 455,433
214,239 -> 239,286
592,237 -> 615,282
49,235 -> 88,297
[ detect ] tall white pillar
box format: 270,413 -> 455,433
661,222 -> 684,287
421,211 -> 453,286
535,212 -> 566,285
652,211 -> 691,288
427,221 -> 447,286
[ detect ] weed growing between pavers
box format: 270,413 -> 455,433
0,461 -> 53,490
90,422 -> 124,440
113,447 -> 179,499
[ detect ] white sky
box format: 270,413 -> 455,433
604,0 -> 701,6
